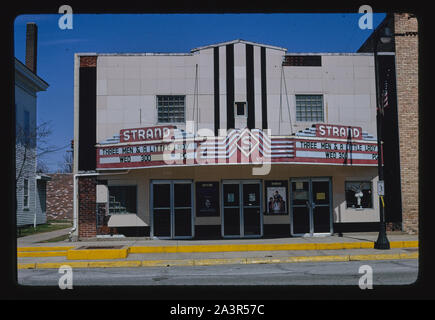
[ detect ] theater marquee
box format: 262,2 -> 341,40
96,124 -> 378,169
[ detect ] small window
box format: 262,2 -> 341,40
108,186 -> 137,214
24,110 -> 30,139
23,179 -> 29,208
295,95 -> 324,122
345,181 -> 373,209
235,102 -> 247,116
283,55 -> 322,66
157,95 -> 185,123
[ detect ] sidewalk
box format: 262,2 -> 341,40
17,231 -> 419,269
17,227 -> 72,245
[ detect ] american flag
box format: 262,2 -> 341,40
382,80 -> 389,111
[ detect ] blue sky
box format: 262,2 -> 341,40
14,13 -> 385,172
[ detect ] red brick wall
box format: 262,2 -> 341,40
46,173 -> 73,221
80,56 -> 97,67
394,13 -> 419,234
78,176 -> 97,238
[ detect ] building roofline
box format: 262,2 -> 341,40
36,174 -> 52,181
75,52 -> 193,57
74,41 -> 385,58
285,52 -> 374,56
14,58 -> 49,91
190,39 -> 287,52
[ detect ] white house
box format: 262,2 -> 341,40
15,23 -> 49,228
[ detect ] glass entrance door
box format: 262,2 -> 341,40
311,180 -> 332,234
222,180 -> 263,238
290,178 -> 332,236
151,180 -> 194,239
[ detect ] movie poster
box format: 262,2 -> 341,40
196,182 -> 219,217
265,181 -> 288,215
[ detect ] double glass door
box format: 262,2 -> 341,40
290,178 -> 332,236
222,180 -> 263,238
151,180 -> 194,239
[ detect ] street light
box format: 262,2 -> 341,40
373,26 -> 392,250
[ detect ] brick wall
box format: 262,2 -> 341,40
46,173 -> 73,221
80,56 -> 97,67
25,22 -> 37,73
78,176 -> 97,238
394,13 -> 419,234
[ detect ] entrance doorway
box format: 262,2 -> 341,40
150,180 -> 194,239
290,177 -> 333,236
222,180 -> 263,238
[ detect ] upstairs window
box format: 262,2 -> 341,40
24,110 -> 30,139
157,95 -> 185,123
235,102 -> 247,117
295,95 -> 324,122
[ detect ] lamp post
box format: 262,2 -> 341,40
373,26 -> 392,250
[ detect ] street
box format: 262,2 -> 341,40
18,259 -> 418,287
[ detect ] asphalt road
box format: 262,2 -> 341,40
17,259 -> 418,287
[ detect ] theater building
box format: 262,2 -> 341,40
73,39 -> 386,240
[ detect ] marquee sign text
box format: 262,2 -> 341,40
96,125 -> 378,169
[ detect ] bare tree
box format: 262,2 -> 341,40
36,161 -> 50,174
57,149 -> 73,173
16,120 -> 66,184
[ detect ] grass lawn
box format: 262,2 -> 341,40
17,220 -> 72,238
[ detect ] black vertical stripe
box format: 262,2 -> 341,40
226,44 -> 234,129
213,47 -> 220,136
78,66 -> 97,171
261,47 -> 268,129
246,44 -> 255,129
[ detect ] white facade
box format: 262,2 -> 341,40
15,58 -> 49,227
74,40 -> 381,239
91,40 -> 376,143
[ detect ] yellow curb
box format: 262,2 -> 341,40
67,247 -> 129,260
349,253 -> 402,261
178,244 -> 250,253
281,255 -> 350,263
18,251 -> 418,270
315,243 -> 370,250
17,246 -> 75,252
129,243 -> 338,253
87,260 -> 142,268
131,243 -> 365,254
390,241 -> 419,249
399,252 -> 419,259
18,251 -> 67,258
130,241 -> 417,254
35,262 -> 90,269
16,241 -> 419,259
17,263 -> 36,269
245,257 -> 272,264
140,259 -> 195,267
193,258 -> 247,266
16,240 -> 418,252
